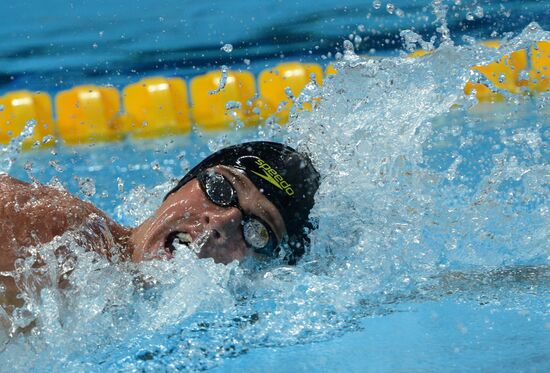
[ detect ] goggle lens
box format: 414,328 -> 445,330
201,171 -> 236,207
242,218 -> 271,249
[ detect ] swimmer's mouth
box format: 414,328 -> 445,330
165,231 -> 192,254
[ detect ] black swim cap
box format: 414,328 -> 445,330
164,141 -> 320,263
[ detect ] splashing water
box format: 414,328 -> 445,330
208,65 -> 229,95
0,120 -> 36,175
1,24 -> 549,371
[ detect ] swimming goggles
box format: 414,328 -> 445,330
197,170 -> 279,257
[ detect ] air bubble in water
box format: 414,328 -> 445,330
466,12 -> 474,21
386,3 -> 395,14
395,8 -> 404,17
372,0 -> 381,10
498,73 -> 506,83
221,43 -> 233,53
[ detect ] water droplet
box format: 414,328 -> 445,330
77,177 -> 96,197
461,35 -> 476,45
372,0 -> 381,10
225,101 -> 241,110
0,105 -> 4,112
518,70 -> 529,81
42,135 -> 54,144
357,24 -> 366,32
498,73 -> 506,83
395,8 -> 404,17
386,3 -> 395,14
243,58 -> 251,65
209,65 -> 229,95
48,160 -> 64,172
474,6 -> 484,18
117,177 -> 124,193
465,12 -> 474,21
343,39 -> 354,52
221,43 -> 233,53
284,87 -> 295,100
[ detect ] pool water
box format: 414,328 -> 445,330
1,1 -> 549,372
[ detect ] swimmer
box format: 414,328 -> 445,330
0,141 -> 320,307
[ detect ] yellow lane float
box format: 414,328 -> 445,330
0,40 -> 547,148
0,91 -> 55,149
465,40 -> 549,101
190,70 -> 256,130
409,40 -> 549,102
258,62 -> 323,123
123,77 -> 191,138
55,85 -> 124,145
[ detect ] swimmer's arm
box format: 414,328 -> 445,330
0,175 -> 131,309
0,174 -> 131,259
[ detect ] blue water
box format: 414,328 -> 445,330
214,296 -> 550,373
0,0 -> 549,92
1,1 -> 550,372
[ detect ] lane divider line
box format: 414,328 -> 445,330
0,40 -> 547,148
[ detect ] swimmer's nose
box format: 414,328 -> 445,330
199,207 -> 247,263
201,206 -> 243,245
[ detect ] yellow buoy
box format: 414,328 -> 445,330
0,90 -> 55,149
190,70 -> 256,130
56,85 -> 123,145
123,77 -> 191,138
258,62 -> 324,123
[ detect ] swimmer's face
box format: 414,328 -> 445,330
130,165 -> 286,264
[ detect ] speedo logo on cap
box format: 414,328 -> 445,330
251,159 -> 294,196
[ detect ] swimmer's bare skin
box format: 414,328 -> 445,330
0,175 -> 131,307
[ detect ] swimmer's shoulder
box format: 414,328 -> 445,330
0,175 -> 131,256
0,174 -> 28,189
